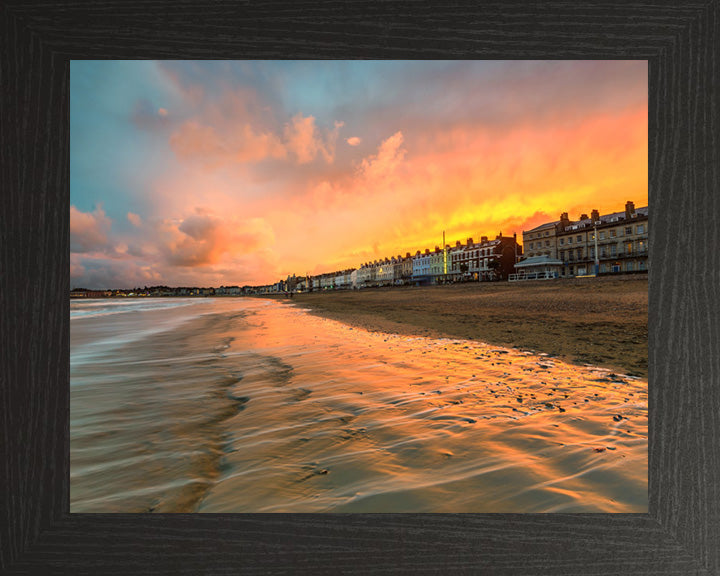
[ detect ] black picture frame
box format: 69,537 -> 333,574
2,2 -> 718,574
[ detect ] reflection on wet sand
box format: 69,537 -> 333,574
71,298 -> 647,513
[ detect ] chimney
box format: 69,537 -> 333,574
580,213 -> 589,221
425,248 -> 430,255
406,252 -> 411,258
481,235 -> 488,243
466,237 -> 474,246
434,245 -> 440,252
591,209 -> 600,222
625,200 -> 636,218
455,240 -> 461,247
560,212 -> 570,229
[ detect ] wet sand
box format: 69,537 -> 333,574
71,297 -> 647,513
278,276 -> 648,379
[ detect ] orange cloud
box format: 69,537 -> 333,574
277,105 -> 646,275
152,100 -> 646,285
72,62 -> 649,289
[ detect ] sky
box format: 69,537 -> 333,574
70,60 -> 648,289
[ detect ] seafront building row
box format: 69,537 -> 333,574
292,200 -> 648,292
297,232 -> 522,292
517,201 -> 649,280
70,200 -> 649,297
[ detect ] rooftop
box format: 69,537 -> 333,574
524,221 -> 560,233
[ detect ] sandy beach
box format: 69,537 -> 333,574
71,296 -> 647,513
277,276 -> 648,379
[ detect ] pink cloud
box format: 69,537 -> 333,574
70,253 -> 86,278
284,115 -> 343,164
169,119 -> 286,167
70,205 -> 112,253
131,99 -> 173,132
169,121 -> 225,160
127,212 -> 142,227
164,81 -> 345,170
359,131 -> 406,180
157,210 -> 275,268
346,136 -> 362,146
284,115 -> 318,164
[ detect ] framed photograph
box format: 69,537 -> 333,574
2,2 -> 718,574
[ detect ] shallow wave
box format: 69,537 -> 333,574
71,297 -> 202,320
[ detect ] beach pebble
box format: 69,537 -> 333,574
613,415 -> 624,422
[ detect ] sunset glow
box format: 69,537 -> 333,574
71,60 -> 647,288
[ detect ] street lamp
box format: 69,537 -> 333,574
593,220 -> 600,276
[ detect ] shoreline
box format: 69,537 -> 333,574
266,276 -> 648,379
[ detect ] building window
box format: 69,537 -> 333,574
639,260 -> 646,270
568,237 -> 573,244
600,263 -> 607,273
590,247 -> 595,259
577,249 -> 583,259
545,231 -> 549,237
625,226 -> 632,235
638,240 -> 646,253
637,224 -> 645,234
545,240 -> 550,247
577,235 -> 582,242
599,231 -> 606,240
627,261 -> 634,271
626,242 -> 633,254
610,229 -> 616,238
600,247 -> 607,258
610,244 -> 617,256
559,238 -> 565,245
